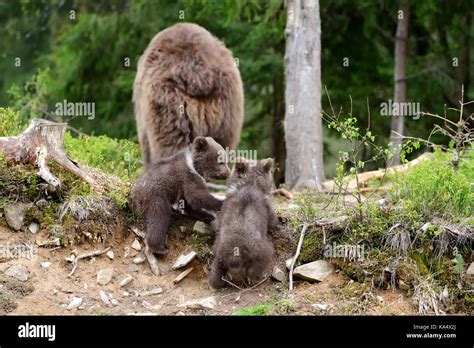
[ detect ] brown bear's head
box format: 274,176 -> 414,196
228,157 -> 274,194
191,136 -> 231,181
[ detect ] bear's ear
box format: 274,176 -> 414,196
261,158 -> 274,173
193,136 -> 209,152
234,161 -> 249,174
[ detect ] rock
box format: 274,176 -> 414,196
293,260 -> 334,282
67,297 -> 82,310
193,221 -> 213,235
173,268 -> 194,284
41,262 -> 52,269
4,265 -> 29,281
119,274 -> 133,288
99,290 -> 112,307
4,202 -> 33,231
376,295 -> 384,303
133,254 -> 146,264
313,303 -> 328,311
106,250 -> 114,260
172,251 -> 197,270
467,262 -> 474,276
35,199 -> 49,209
97,268 -> 114,285
144,246 -> 161,276
140,287 -> 163,296
285,258 -> 294,270
131,239 -> 142,251
271,266 -> 286,282
128,264 -> 139,273
179,226 -> 187,233
28,222 -> 39,234
179,296 -> 217,310
124,247 -> 131,258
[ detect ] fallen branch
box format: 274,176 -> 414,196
221,277 -> 268,302
289,223 -> 310,291
68,246 -> 111,277
272,188 -> 295,200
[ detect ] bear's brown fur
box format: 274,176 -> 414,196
131,136 -> 230,255
133,23 -> 244,169
209,158 -> 279,289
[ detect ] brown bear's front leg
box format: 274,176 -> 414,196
184,185 -> 223,212
209,258 -> 226,289
145,199 -> 171,255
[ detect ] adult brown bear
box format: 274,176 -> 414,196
133,23 -> 244,169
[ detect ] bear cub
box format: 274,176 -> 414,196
131,136 -> 230,255
209,158 -> 279,289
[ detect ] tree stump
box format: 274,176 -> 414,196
0,119 -> 100,190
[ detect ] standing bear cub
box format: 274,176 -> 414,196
131,136 -> 230,255
133,23 -> 244,169
209,158 -> 279,289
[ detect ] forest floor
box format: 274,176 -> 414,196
0,211 -> 416,316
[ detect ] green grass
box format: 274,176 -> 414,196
232,303 -> 271,316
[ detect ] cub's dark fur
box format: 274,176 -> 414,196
209,158 -> 278,289
131,136 -> 230,255
133,23 -> 244,169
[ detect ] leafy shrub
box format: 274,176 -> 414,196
393,149 -> 473,219
0,107 -> 26,136
64,133 -> 142,182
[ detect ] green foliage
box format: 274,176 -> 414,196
64,133 -> 142,182
394,149 -> 473,219
232,303 -> 271,316
0,107 -> 25,136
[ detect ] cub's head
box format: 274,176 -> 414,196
192,136 -> 231,181
228,157 -> 274,194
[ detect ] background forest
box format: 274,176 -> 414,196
1,0 -> 472,180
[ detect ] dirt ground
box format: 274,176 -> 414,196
0,224 -> 416,316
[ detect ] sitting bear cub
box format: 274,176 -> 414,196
209,158 -> 279,289
131,136 -> 230,255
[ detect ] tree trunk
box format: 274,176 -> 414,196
284,0 -> 325,190
388,0 -> 409,166
0,119 -> 100,191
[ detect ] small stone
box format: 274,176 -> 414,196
376,295 -> 384,303
179,296 -> 216,310
131,239 -> 142,251
97,268 -> 114,285
4,265 -> 29,281
106,250 -> 114,260
124,247 -> 130,258
41,262 -> 52,269
28,222 -> 39,234
119,274 -> 133,288
271,266 -> 286,282
144,246 -> 161,276
193,221 -> 213,235
285,258 -> 294,270
35,199 -> 48,209
99,290 -> 112,307
313,303 -> 328,311
467,262 -> 474,276
179,226 -> 187,233
293,260 -> 334,282
173,268 -> 194,284
133,254 -> 146,264
67,297 -> 82,310
172,251 -> 197,270
4,202 -> 34,231
141,287 -> 163,296
128,264 -> 139,273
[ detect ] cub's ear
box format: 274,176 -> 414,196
261,158 -> 274,173
234,161 -> 249,174
193,136 -> 209,152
